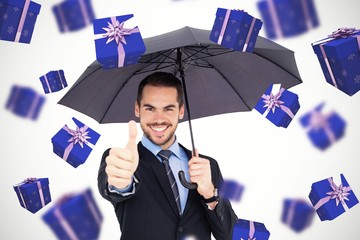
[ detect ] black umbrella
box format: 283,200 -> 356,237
59,26 -> 302,189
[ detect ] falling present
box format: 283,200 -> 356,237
254,83 -> 300,128
210,8 -> 262,53
42,188 -> 103,240
52,0 -> 95,33
312,27 -> 360,96
299,102 -> 346,150
281,198 -> 315,232
39,69 -> 68,94
93,14 -> 146,69
219,179 -> 244,202
308,173 -> 359,221
0,0 -> 41,43
51,117 -> 101,168
257,0 -> 319,39
5,84 -> 45,120
232,219 -> 270,240
13,177 -> 52,214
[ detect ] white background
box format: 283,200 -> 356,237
1,0 -> 360,239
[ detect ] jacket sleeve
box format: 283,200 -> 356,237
97,148 -> 140,206
201,157 -> 238,240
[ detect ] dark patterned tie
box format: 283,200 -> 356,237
158,150 -> 181,215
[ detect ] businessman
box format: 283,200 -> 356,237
98,71 -> 237,239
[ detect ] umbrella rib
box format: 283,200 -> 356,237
252,51 -> 302,83
202,59 -> 252,111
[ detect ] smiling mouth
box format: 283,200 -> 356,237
150,125 -> 169,132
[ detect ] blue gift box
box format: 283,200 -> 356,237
0,0 -> 41,43
281,198 -> 315,232
52,0 -> 95,33
210,8 -> 262,52
219,179 -> 244,202
254,84 -> 300,128
299,103 -> 346,150
13,178 -> 51,214
51,117 -> 101,168
312,29 -> 360,96
42,188 -> 103,240
257,0 -> 319,39
308,174 -> 359,221
93,14 -> 146,69
232,219 -> 270,240
39,70 -> 68,94
5,85 -> 45,120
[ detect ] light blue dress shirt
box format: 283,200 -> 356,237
109,135 -> 190,214
141,135 -> 190,214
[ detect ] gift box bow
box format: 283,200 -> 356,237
62,123 -> 94,161
328,27 -> 360,39
261,85 -> 295,119
314,177 -> 352,211
94,16 -> 141,67
240,221 -> 256,240
95,16 -> 140,45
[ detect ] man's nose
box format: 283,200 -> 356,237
153,110 -> 165,120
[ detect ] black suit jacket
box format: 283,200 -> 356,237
98,142 -> 237,240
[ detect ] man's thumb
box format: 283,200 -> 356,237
126,120 -> 137,151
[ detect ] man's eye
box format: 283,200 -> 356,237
165,108 -> 173,112
145,108 -> 154,111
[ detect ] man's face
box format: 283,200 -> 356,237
135,85 -> 184,149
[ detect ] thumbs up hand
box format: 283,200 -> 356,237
106,120 -> 139,189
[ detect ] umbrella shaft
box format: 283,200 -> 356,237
177,48 -> 196,154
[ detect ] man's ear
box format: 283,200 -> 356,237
179,105 -> 185,119
135,102 -> 140,117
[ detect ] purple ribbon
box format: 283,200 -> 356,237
62,124 -> 91,162
14,0 -> 30,42
285,200 -> 297,226
306,109 -> 336,143
26,91 -> 41,119
217,9 -> 231,45
314,178 -> 352,211
262,87 -> 295,119
78,0 -> 90,26
54,207 -> 79,240
96,17 -> 140,67
240,221 -> 256,240
84,190 -> 102,226
242,17 -> 257,52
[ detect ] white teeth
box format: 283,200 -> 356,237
151,126 -> 167,132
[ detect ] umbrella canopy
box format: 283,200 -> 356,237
59,26 -> 301,124
58,26 -> 302,189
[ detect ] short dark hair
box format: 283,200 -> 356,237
137,72 -> 184,107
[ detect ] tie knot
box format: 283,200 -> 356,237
158,150 -> 172,162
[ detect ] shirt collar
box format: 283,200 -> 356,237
141,134 -> 182,160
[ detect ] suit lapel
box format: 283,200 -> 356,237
139,144 -> 181,219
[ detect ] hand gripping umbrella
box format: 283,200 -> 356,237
58,26 -> 302,189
